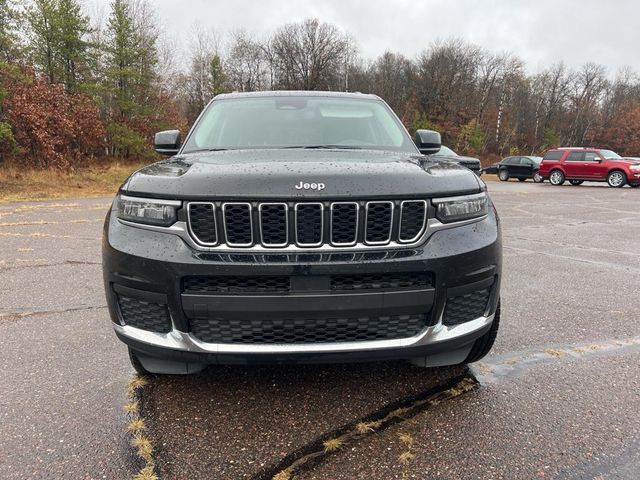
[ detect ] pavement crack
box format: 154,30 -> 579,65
251,375 -> 478,480
0,259 -> 102,272
0,304 -> 107,321
474,336 -> 640,382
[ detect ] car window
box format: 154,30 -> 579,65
565,151 -> 584,162
584,152 -> 601,162
598,149 -> 621,159
502,157 -> 517,165
543,150 -> 563,161
183,96 -> 417,153
520,157 -> 533,165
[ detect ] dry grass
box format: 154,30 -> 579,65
127,418 -> 146,433
0,159 -> 149,202
123,401 -> 139,414
132,465 -> 158,480
322,437 -> 344,453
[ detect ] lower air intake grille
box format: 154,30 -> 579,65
330,272 -> 432,291
190,314 -> 429,344
443,288 -> 490,326
183,276 -> 291,294
117,295 -> 171,333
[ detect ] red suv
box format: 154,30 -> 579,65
538,148 -> 640,188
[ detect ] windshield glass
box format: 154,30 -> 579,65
528,156 -> 542,164
432,145 -> 458,157
599,149 -> 621,159
181,96 -> 418,154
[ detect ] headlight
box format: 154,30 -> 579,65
116,194 -> 180,226
433,192 -> 489,223
629,164 -> 640,171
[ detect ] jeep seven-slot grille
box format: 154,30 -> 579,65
186,199 -> 428,249
189,314 -> 429,344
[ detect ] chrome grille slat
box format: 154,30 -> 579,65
364,201 -> 394,245
399,200 -> 427,243
187,202 -> 218,246
223,203 -> 253,247
187,199 -> 428,250
295,203 -> 324,247
259,203 -> 288,247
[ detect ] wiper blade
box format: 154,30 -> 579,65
185,148 -> 230,153
281,145 -> 364,150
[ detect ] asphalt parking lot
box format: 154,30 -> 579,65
1,180 -> 639,479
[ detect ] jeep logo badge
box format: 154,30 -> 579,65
295,181 -> 325,191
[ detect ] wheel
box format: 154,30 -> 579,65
128,348 -> 150,375
498,169 -> 509,181
549,169 -> 565,186
518,178 -> 526,182
464,301 -> 501,363
569,180 -> 583,186
607,170 -> 626,188
533,172 -> 544,183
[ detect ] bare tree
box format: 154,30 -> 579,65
270,18 -> 349,90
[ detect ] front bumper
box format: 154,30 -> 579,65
103,201 -> 502,366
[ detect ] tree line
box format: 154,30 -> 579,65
1,0 -> 640,169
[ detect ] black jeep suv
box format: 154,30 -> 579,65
103,91 -> 502,374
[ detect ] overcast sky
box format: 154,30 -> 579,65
93,0 -> 640,75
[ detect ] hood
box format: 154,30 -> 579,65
123,149 -> 482,200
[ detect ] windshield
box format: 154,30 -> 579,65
181,96 -> 418,154
432,145 -> 458,157
599,149 -> 621,159
528,156 -> 543,164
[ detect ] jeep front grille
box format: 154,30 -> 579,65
186,199 -> 428,250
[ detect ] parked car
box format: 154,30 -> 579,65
538,147 -> 640,188
495,156 -> 543,182
102,91 -> 502,374
481,162 -> 500,175
424,145 -> 482,175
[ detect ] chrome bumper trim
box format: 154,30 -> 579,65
113,313 -> 494,355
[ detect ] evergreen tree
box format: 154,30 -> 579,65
27,0 -> 90,91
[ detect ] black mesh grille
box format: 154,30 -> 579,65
296,204 -> 322,245
117,295 -> 171,333
399,201 -> 426,241
366,202 -> 393,243
183,276 -> 290,294
188,203 -> 217,245
331,272 -> 432,291
331,203 -> 358,245
260,204 -> 288,245
443,288 -> 490,325
224,204 -> 252,245
190,314 -> 429,344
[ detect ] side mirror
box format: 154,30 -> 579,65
154,130 -> 181,156
414,129 -> 442,155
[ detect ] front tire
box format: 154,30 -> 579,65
569,180 -> 583,186
549,169 -> 565,186
607,170 -> 626,188
128,348 -> 150,375
464,302 -> 501,363
498,169 -> 509,181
